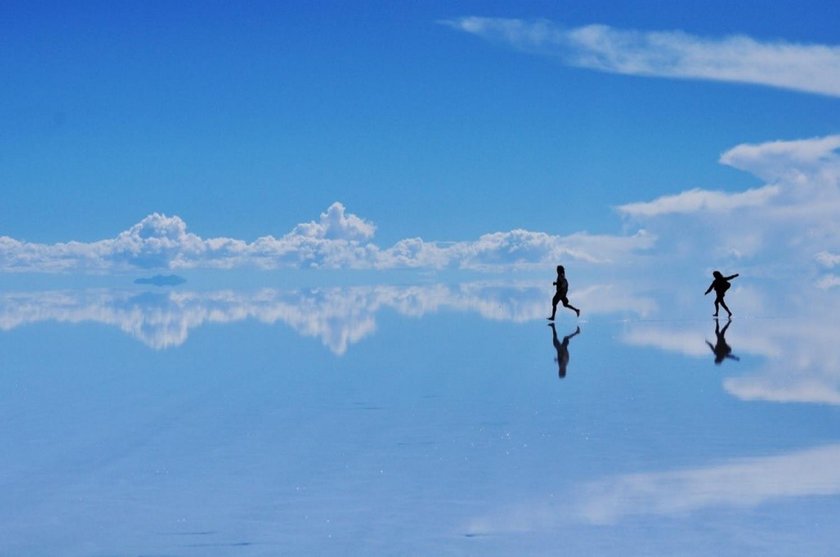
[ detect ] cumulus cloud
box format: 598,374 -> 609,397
377,229 -> 656,270
443,17 -> 840,97
616,135 -> 840,265
0,202 -> 652,273
290,202 -> 376,241
620,135 -> 840,219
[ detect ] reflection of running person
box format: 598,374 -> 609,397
550,323 -> 580,379
548,265 -> 580,320
706,318 -> 739,365
704,270 -> 739,317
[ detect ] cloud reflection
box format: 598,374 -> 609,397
620,284 -> 840,405
0,282 -> 651,354
466,443 -> 840,533
578,443 -> 840,524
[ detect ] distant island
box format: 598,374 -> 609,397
134,274 -> 187,287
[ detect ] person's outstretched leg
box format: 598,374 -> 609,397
563,300 -> 580,317
720,298 -> 732,317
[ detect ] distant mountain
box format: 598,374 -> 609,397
133,274 -> 187,287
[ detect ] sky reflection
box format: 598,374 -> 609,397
0,281 -> 652,354
2,278 -> 840,555
467,442 -> 840,534
620,283 -> 840,406
2,278 -> 838,405
577,442 -> 840,524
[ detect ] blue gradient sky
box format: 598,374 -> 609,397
3,0 -> 839,248
4,6 -> 840,552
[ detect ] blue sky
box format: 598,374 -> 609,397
2,1 -> 839,280
4,6 -> 840,551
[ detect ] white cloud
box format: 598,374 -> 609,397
617,186 -> 780,217
290,202 -> 376,241
443,17 -> 840,97
816,251 -> 840,268
616,135 -> 840,266
383,229 -> 656,270
817,274 -> 840,289
0,202 -> 652,273
720,135 -> 840,183
619,135 -> 840,220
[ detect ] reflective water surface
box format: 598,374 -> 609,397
2,278 -> 839,555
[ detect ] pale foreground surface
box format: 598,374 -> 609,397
1,279 -> 839,556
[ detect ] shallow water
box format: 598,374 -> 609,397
1,280 -> 839,556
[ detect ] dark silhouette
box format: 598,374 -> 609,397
706,318 -> 739,365
549,323 -> 580,379
548,265 -> 580,320
704,270 -> 739,317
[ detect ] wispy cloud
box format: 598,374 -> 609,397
720,135 -> 840,182
617,186 -> 780,217
816,251 -> 840,268
467,443 -> 840,531
443,17 -> 840,97
817,274 -> 840,289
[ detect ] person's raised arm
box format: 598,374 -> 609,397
726,273 -> 739,280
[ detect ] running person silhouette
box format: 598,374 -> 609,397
548,265 -> 580,320
704,270 -> 739,318
549,323 -> 580,379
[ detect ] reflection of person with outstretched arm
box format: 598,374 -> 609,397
706,318 -> 739,365
704,270 -> 739,317
550,323 -> 580,379
548,265 -> 580,320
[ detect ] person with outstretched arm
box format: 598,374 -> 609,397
705,270 -> 739,318
706,318 -> 740,365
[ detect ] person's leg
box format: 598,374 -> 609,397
713,298 -> 720,316
549,293 -> 560,320
720,298 -> 732,317
563,298 -> 581,317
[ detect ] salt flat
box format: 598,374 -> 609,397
1,281 -> 838,556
